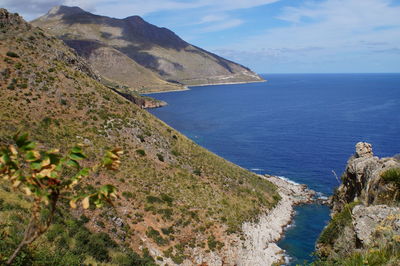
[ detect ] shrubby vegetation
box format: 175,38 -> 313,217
318,201 -> 359,246
381,168 -> 400,187
0,133 -> 122,264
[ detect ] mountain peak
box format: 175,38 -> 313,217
124,15 -> 145,24
32,6 -> 264,88
47,5 -> 86,17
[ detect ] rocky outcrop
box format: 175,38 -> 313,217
0,8 -> 31,31
111,88 -> 167,109
317,142 -> 400,263
331,142 -> 400,214
352,205 -> 400,246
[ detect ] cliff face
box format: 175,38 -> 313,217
32,6 -> 264,93
317,142 -> 400,264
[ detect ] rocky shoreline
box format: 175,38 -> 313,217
234,175 -> 320,265
157,175 -> 325,266
145,174 -> 325,266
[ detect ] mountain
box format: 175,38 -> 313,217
315,142 -> 400,264
31,6 -> 264,93
0,9 -> 279,264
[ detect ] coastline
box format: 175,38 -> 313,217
188,79 -> 266,88
141,86 -> 190,95
159,174 -> 320,266
234,175 -> 317,265
146,174 -> 323,266
143,79 -> 266,95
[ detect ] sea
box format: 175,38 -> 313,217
147,73 -> 400,265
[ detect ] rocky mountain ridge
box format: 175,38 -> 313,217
32,6 -> 264,93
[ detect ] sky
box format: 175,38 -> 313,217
1,0 -> 400,73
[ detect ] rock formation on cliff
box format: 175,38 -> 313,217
316,142 -> 400,264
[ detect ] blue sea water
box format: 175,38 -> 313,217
147,73 -> 400,264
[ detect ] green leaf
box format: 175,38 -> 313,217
48,153 -> 60,165
25,151 -> 40,162
78,168 -> 90,177
69,152 -> 85,161
1,153 -> 10,164
66,159 -> 79,168
99,184 -> 117,196
102,157 -> 113,167
30,161 -> 42,170
14,133 -> 28,148
41,156 -> 51,167
71,146 -> 83,154
50,171 -> 58,179
23,141 -> 37,151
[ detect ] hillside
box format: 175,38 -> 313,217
31,6 -> 264,93
315,142 -> 400,265
0,9 -> 279,265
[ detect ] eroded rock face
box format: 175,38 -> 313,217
331,142 -> 400,214
353,205 -> 400,246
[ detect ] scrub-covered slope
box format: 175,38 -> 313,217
32,6 -> 264,92
0,9 -> 278,264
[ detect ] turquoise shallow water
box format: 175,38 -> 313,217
147,73 -> 400,264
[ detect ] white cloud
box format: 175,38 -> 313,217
200,18 -> 243,32
225,0 -> 400,53
211,0 -> 400,72
198,14 -> 227,24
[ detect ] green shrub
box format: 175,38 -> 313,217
136,149 -> 146,156
171,149 -> 180,156
161,226 -> 174,235
381,168 -> 400,187
160,193 -> 174,205
14,62 -> 22,69
137,134 -> 145,142
146,195 -> 163,204
6,51 -> 19,58
96,220 -> 105,228
313,241 -> 400,265
157,208 -> 173,220
193,168 -> 202,176
318,201 -> 359,245
207,235 -> 217,250
157,153 -> 164,162
146,227 -> 168,245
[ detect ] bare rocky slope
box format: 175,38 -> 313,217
32,6 -> 264,93
316,142 -> 400,265
0,9 -> 283,265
